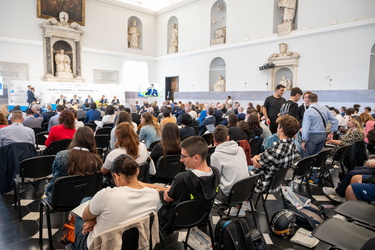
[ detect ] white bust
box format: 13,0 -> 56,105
279,76 -> 291,90
58,11 -> 69,26
213,75 -> 226,92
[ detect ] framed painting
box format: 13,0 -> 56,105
37,0 -> 85,26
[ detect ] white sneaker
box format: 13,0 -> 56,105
323,187 -> 337,196
328,194 -> 346,203
226,207 -> 246,217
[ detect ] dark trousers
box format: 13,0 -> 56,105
335,167 -> 375,197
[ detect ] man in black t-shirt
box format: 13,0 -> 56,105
263,84 -> 286,133
280,87 -> 303,120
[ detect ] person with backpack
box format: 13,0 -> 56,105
279,87 -> 303,120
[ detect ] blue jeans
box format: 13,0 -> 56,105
305,133 -> 326,157
74,197 -> 92,250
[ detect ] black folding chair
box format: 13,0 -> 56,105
47,139 -> 72,155
290,155 -> 316,199
84,123 -> 96,131
95,134 -> 110,153
155,154 -> 185,184
311,149 -> 332,185
148,140 -> 160,151
325,144 -> 352,186
102,123 -> 114,128
159,199 -> 215,250
255,167 -> 290,227
96,127 -> 112,135
206,146 -> 216,166
215,174 -> 261,228
138,162 -> 150,183
334,200 -> 375,230
39,173 -> 103,249
249,137 -> 263,157
14,155 -> 55,221
202,133 -> 214,146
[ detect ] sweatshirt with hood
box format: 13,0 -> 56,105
210,140 -> 249,196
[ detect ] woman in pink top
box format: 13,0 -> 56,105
360,113 -> 375,143
45,110 -> 76,147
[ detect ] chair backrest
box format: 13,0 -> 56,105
228,174 -> 261,206
333,144 -> 352,162
36,131 -> 49,146
170,199 -> 212,229
266,167 -> 290,193
121,227 -> 139,250
19,155 -> 55,179
293,155 -> 316,178
155,154 -> 185,184
138,162 -> 150,183
84,123 -> 96,131
148,140 -> 160,151
49,139 -> 72,155
313,149 -> 332,168
42,122 -> 49,132
206,146 -> 216,166
51,173 -> 103,211
32,127 -> 43,136
96,127 -> 112,135
249,137 -> 263,157
103,123 -> 114,128
202,133 -> 213,146
94,134 -> 110,148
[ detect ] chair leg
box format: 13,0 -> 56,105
306,179 -> 312,200
46,208 -> 53,250
39,203 -> 44,246
261,195 -> 271,230
184,228 -> 191,250
207,216 -> 215,249
249,200 -> 259,230
159,230 -> 165,250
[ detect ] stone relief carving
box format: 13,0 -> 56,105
93,69 -> 119,85
278,0 -> 297,35
42,11 -> 82,31
268,43 -> 300,61
211,27 -> 226,45
279,76 -> 292,90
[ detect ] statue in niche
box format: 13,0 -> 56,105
279,0 -> 297,24
211,27 -> 226,45
42,11 -> 82,31
55,49 -> 72,73
278,0 -> 297,35
268,43 -> 300,60
169,23 -> 178,53
128,20 -> 140,49
213,75 -> 226,92
279,76 -> 292,90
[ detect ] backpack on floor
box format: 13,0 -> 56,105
284,201 -> 328,231
215,217 -> 266,250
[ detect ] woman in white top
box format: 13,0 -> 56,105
102,122 -> 156,175
74,154 -> 160,249
110,111 -> 137,150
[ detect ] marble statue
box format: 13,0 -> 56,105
213,75 -> 226,91
169,23 -> 178,53
268,43 -> 300,60
211,27 -> 226,45
278,0 -> 297,35
128,20 -> 140,49
279,76 -> 292,90
55,49 -> 72,73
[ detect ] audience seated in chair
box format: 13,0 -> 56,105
110,111 -> 137,150
45,127 -> 102,202
150,123 -> 181,164
95,105 -> 116,129
250,115 -> 301,193
48,105 -> 65,131
179,113 -> 196,141
211,125 -> 250,216
227,114 -> 248,141
45,110 -> 76,148
84,103 -> 101,124
74,154 -> 160,249
102,122 -> 154,176
139,112 -> 162,149
198,107 -> 215,136
146,136 -> 220,232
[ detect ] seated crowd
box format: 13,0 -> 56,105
1,86 -> 375,247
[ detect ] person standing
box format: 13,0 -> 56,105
301,93 -> 338,157
298,91 -> 312,123
263,84 -> 286,133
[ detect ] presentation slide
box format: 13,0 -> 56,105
138,83 -> 162,97
7,80 -> 126,110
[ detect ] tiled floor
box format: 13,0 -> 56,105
0,172 -> 343,250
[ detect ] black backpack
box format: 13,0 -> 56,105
215,217 -> 266,250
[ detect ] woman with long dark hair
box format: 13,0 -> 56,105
45,126 -> 102,202
227,114 -> 248,141
150,123 -> 181,164
45,110 -> 76,147
110,111 -> 137,149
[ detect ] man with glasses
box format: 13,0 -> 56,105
157,136 -> 220,231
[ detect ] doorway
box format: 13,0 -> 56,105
165,76 -> 179,102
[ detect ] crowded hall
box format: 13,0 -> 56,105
1,0 -> 375,249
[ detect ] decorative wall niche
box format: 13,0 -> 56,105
210,0 -> 227,46
209,57 -> 226,91
128,16 -> 143,50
